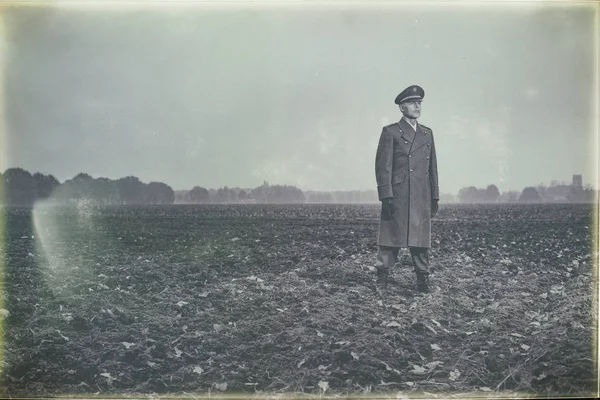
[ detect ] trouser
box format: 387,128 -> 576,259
375,246 -> 429,274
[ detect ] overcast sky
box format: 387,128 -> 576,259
1,1 -> 597,193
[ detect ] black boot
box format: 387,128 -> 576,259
376,268 -> 389,289
416,272 -> 430,293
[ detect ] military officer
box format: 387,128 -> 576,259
374,85 -> 439,293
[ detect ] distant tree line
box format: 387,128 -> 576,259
457,185 -> 502,203
0,168 -> 174,206
0,171 -> 306,206
455,182 -> 597,204
1,168 -> 61,206
175,186 -> 383,204
175,181 -> 305,204
304,190 -> 379,203
2,167 -> 596,206
534,182 -> 596,203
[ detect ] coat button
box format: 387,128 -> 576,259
427,143 -> 430,146
409,155 -> 412,158
426,157 -> 429,160
405,141 -> 408,144
410,169 -> 413,172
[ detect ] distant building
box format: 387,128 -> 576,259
573,174 -> 583,187
542,179 -> 574,203
545,194 -> 570,203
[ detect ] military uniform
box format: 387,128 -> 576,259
375,85 -> 439,292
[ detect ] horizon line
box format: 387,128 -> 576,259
1,166 -> 595,195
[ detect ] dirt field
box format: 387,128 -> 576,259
0,203 -> 597,398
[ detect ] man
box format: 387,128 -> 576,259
374,85 -> 439,293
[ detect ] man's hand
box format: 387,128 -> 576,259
431,199 -> 439,218
382,198 -> 395,217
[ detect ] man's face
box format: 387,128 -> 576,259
400,101 -> 422,119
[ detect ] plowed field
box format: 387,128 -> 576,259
0,203 -> 597,398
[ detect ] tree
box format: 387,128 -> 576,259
174,190 -> 190,204
215,186 -> 234,203
4,168 -> 36,205
458,186 -> 481,203
33,172 -> 60,200
251,183 -> 304,203
146,182 -> 175,204
116,176 -> 146,204
71,172 -> 95,200
484,184 -> 500,203
499,191 -> 519,203
189,186 -> 210,203
519,187 -> 541,203
269,185 -> 304,203
91,177 -> 121,204
50,173 -> 95,203
52,172 -> 96,203
228,187 -> 238,203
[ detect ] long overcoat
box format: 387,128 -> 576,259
375,118 -> 439,248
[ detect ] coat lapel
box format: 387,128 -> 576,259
411,123 -> 429,150
398,119 -> 415,143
